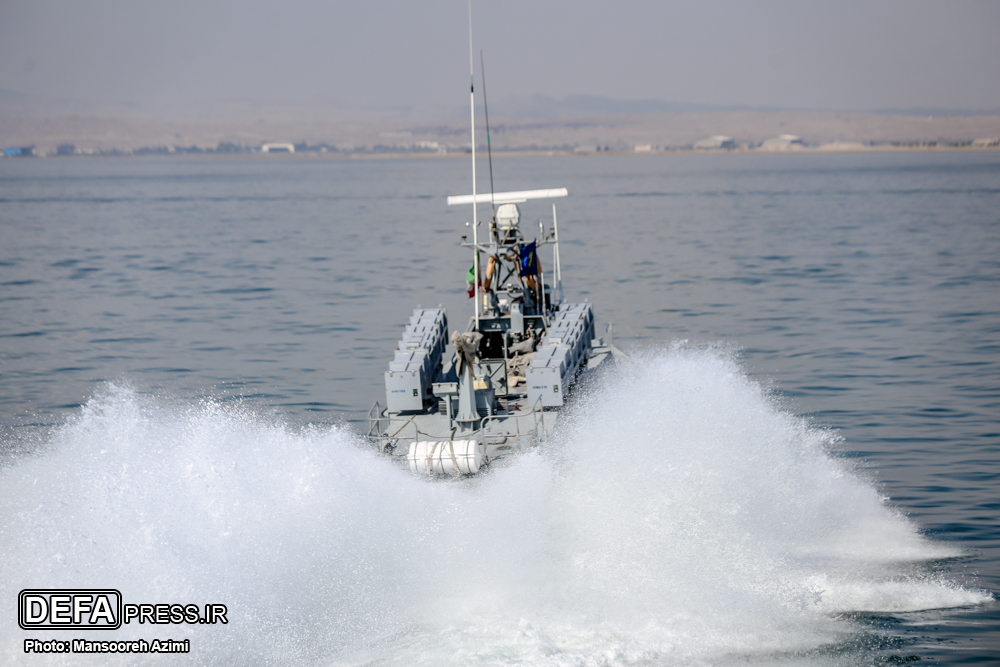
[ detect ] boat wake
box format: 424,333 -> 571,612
0,347 -> 990,665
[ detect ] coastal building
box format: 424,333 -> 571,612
693,135 -> 735,150
261,143 -> 295,153
3,146 -> 35,157
760,134 -> 805,151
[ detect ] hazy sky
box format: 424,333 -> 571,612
1,0 -> 998,114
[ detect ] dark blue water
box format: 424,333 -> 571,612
1,153 -> 998,665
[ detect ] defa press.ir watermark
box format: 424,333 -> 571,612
19,589 -> 228,656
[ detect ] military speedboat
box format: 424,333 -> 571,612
367,188 -> 622,475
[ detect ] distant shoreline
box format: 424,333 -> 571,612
3,108 -> 998,158
208,144 -> 1000,160
4,144 -> 996,162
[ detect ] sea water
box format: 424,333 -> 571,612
1,152 -> 998,664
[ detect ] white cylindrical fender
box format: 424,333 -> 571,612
408,439 -> 483,475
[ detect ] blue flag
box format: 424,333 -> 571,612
519,240 -> 540,277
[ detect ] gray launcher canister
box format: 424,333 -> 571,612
385,308 -> 448,412
527,303 -> 594,407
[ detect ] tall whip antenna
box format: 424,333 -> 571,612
468,0 -> 479,327
480,50 -> 497,225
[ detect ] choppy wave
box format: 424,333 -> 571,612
0,347 -> 989,665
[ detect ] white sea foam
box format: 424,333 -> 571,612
0,348 -> 990,665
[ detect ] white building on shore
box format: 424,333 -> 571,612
261,143 -> 295,153
760,134 -> 805,151
693,135 -> 735,150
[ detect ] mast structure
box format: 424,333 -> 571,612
468,0 -> 479,328
553,203 -> 563,304
481,51 -> 497,233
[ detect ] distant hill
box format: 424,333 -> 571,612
3,89 -> 998,125
491,94 -> 1000,120
3,107 -> 999,155
0,88 -> 97,116
2,89 -> 999,155
492,95 -> 711,118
